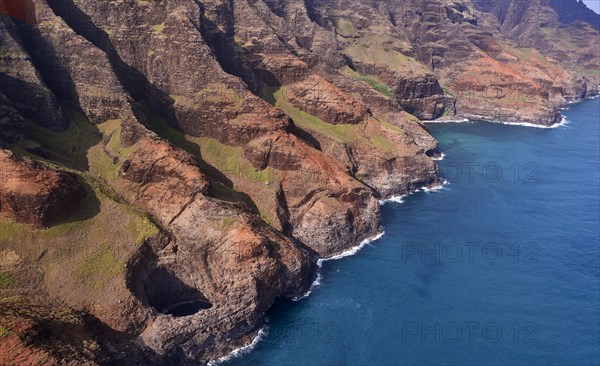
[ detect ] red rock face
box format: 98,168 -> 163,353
0,149 -> 86,227
286,75 -> 370,125
0,0 -> 35,23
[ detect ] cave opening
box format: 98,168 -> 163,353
163,300 -> 213,317
144,268 -> 213,317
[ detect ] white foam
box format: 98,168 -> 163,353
206,96 -> 588,363
424,116 -> 568,129
292,270 -> 322,301
423,115 -> 570,129
422,180 -> 449,192
379,179 -> 449,205
422,118 -> 470,124
322,231 -> 386,262
207,326 -> 269,366
432,153 -> 446,161
379,194 -> 406,205
294,178 -> 449,303
493,115 -> 568,129
221,179 -> 448,361
292,231 -> 385,301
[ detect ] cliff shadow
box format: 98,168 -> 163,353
48,176 -> 101,227
11,15 -> 104,171
144,267 -> 213,317
126,240 -> 213,319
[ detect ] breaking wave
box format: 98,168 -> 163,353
208,326 -> 269,366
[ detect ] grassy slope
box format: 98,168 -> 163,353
1,109 -> 158,295
0,174 -> 157,292
342,68 -> 397,100
140,103 -> 279,226
262,85 -> 405,153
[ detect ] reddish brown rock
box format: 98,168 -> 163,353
286,74 -> 370,125
0,149 -> 86,227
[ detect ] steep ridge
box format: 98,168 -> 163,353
475,0 -> 600,91
0,0 -> 598,364
549,0 -> 600,31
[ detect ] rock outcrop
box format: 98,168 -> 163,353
0,149 -> 85,227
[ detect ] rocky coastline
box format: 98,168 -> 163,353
0,0 -> 598,364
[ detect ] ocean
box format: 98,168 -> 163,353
223,98 -> 600,366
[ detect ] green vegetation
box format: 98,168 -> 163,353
22,107 -> 101,168
332,17 -> 359,37
270,87 -> 360,143
140,102 -> 274,185
0,271 -> 16,289
260,84 -> 278,106
0,177 -> 156,293
379,116 -> 406,133
0,222 -> 25,243
343,68 -> 396,100
506,47 -> 547,64
139,102 -> 201,157
360,76 -> 395,100
265,86 -> 403,152
0,106 -> 158,299
260,211 -> 273,227
103,120 -> 137,157
171,85 -> 243,112
72,245 -> 124,291
196,84 -> 243,107
199,136 -> 275,183
573,65 -> 600,78
139,100 -> 277,226
0,325 -> 9,338
170,95 -> 200,109
39,176 -> 156,244
152,23 -> 165,34
221,217 -> 237,229
369,133 -> 396,151
341,33 -> 414,69
125,214 -> 159,244
87,119 -> 137,182
151,22 -> 166,39
442,86 -> 456,98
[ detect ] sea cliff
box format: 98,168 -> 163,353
0,0 -> 598,364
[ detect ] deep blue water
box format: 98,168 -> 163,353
225,98 -> 600,366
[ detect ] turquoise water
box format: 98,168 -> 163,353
225,98 -> 600,366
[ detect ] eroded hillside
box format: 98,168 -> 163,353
0,0 -> 598,364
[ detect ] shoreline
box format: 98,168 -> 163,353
206,179 -> 449,365
204,96 -> 594,365
207,327 -> 269,366
423,115 -> 569,129
423,93 -> 599,128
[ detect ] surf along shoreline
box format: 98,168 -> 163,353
207,95 -> 592,365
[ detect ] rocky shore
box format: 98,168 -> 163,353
0,0 -> 598,364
